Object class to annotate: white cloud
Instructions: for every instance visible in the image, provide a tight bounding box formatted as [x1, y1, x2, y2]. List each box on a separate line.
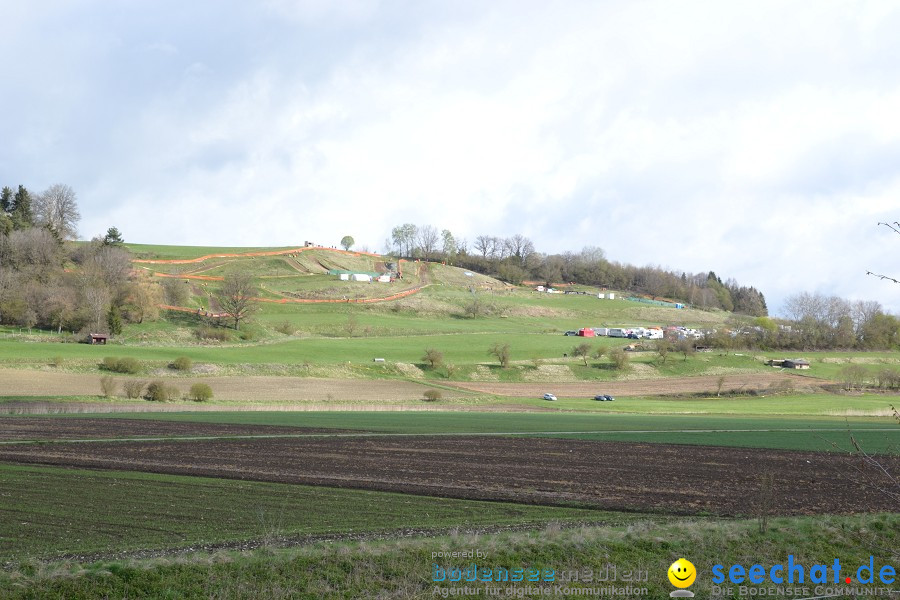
[7, 0, 900, 314]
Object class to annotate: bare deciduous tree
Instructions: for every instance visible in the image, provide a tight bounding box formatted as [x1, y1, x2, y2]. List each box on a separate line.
[675, 338, 695, 361]
[488, 342, 511, 368]
[34, 183, 81, 240]
[474, 235, 493, 259]
[7, 228, 62, 276]
[83, 285, 111, 332]
[572, 343, 592, 366]
[504, 234, 535, 266]
[655, 338, 672, 365]
[417, 225, 440, 259]
[217, 271, 257, 330]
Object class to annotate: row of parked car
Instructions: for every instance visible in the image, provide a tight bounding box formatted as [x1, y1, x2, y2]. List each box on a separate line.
[542, 393, 614, 401]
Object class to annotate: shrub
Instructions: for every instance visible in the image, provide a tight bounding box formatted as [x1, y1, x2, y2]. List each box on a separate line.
[422, 348, 444, 369]
[51, 356, 64, 368]
[609, 348, 630, 370]
[275, 320, 297, 335]
[196, 326, 231, 342]
[123, 380, 145, 399]
[162, 278, 190, 306]
[171, 356, 193, 371]
[189, 383, 213, 402]
[239, 325, 261, 341]
[423, 389, 442, 402]
[840, 364, 869, 391]
[768, 378, 795, 395]
[876, 368, 900, 389]
[100, 357, 141, 374]
[145, 380, 179, 402]
[99, 375, 117, 398]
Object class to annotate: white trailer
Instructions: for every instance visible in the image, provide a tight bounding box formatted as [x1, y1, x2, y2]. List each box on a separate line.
[608, 328, 627, 338]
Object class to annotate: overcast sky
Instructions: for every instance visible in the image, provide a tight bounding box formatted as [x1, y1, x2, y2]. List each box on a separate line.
[3, 1, 900, 315]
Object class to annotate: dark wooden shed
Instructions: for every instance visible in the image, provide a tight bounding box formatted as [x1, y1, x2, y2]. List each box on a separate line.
[88, 333, 109, 345]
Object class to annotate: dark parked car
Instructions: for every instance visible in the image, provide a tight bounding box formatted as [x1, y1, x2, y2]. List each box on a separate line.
[593, 394, 614, 401]
[564, 331, 578, 336]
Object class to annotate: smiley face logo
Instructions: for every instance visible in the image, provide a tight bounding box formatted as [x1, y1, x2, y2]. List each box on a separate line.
[667, 558, 696, 588]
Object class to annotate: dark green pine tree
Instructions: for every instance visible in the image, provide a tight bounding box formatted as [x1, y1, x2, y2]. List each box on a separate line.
[107, 305, 123, 335]
[0, 186, 13, 213]
[103, 226, 125, 246]
[11, 185, 34, 229]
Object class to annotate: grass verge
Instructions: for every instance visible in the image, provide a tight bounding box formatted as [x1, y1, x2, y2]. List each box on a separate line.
[3, 513, 898, 598]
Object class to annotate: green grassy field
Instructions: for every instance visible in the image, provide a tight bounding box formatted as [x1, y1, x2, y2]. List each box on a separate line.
[0, 335, 776, 377]
[73, 410, 900, 454]
[514, 392, 898, 415]
[0, 464, 613, 563]
[126, 244, 299, 259]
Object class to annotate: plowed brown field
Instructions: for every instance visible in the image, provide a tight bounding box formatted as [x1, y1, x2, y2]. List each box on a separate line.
[1, 434, 894, 516]
[0, 417, 357, 441]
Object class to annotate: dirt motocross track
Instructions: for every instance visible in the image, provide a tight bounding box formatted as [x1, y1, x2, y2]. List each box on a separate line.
[1, 432, 895, 516]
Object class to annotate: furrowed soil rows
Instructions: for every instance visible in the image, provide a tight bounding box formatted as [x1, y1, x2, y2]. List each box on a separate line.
[0, 436, 894, 516]
[0, 418, 359, 441]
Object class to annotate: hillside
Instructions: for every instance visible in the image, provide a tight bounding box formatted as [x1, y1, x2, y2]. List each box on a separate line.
[127, 243, 720, 315]
[104, 243, 737, 353]
[131, 245, 506, 305]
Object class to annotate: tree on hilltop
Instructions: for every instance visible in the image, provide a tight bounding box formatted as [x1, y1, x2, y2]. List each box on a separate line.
[340, 235, 355, 251]
[0, 187, 13, 213]
[11, 185, 34, 230]
[34, 183, 81, 240]
[391, 224, 417, 257]
[103, 227, 124, 246]
[416, 225, 440, 259]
